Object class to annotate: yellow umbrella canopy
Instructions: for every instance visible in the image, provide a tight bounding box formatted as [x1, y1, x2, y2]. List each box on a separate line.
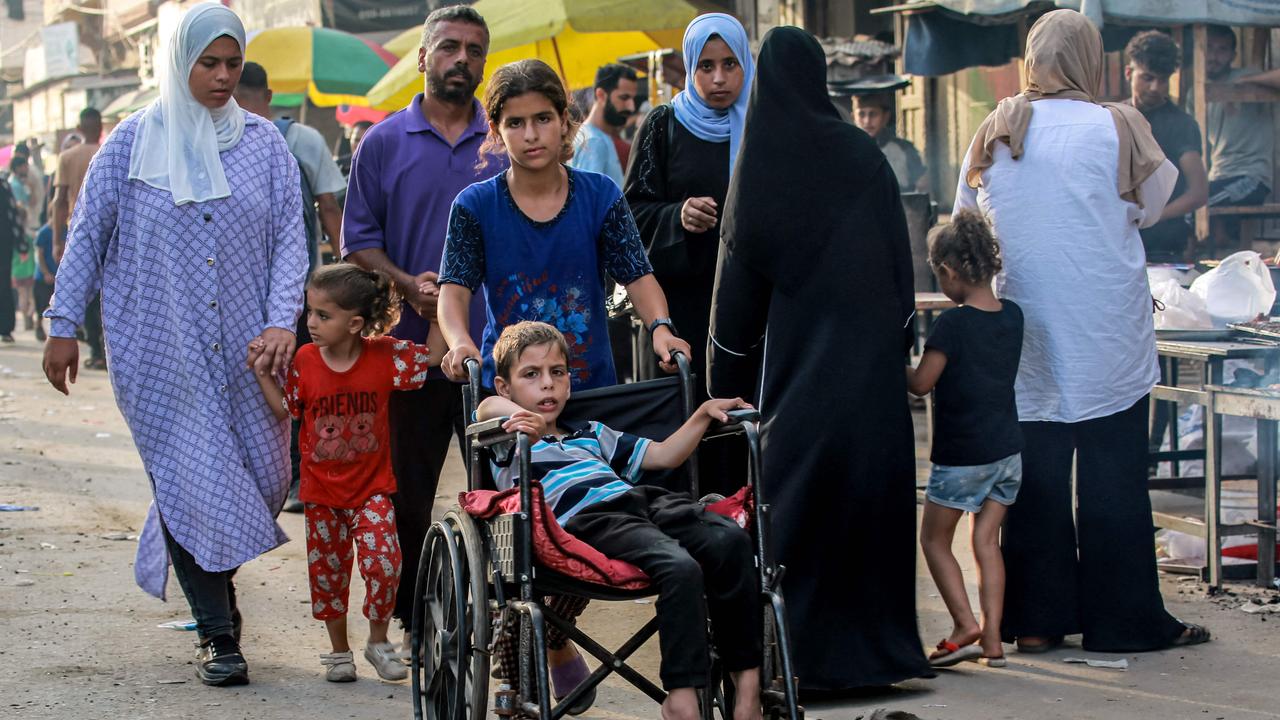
[366, 0, 695, 111]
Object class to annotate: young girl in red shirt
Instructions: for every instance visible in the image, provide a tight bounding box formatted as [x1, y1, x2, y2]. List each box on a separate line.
[251, 264, 441, 683]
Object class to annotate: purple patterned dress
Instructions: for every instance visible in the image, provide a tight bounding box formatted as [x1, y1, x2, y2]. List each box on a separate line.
[46, 111, 307, 598]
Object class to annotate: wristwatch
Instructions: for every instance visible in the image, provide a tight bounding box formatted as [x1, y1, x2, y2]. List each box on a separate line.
[648, 317, 678, 336]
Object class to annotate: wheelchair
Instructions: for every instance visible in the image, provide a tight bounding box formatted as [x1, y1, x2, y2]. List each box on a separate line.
[410, 353, 802, 720]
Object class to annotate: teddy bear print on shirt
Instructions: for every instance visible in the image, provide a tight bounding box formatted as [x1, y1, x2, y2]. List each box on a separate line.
[348, 412, 379, 454]
[312, 414, 349, 462]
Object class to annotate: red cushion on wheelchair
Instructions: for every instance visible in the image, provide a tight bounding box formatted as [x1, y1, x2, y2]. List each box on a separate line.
[706, 485, 754, 530]
[459, 483, 650, 589]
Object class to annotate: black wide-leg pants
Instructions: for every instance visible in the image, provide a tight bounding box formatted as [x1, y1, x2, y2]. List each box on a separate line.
[1001, 395, 1186, 651]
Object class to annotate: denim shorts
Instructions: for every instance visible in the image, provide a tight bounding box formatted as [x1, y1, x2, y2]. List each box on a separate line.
[926, 453, 1022, 514]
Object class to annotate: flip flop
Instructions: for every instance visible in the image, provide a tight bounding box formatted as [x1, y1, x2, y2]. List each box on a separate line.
[929, 639, 983, 668]
[981, 655, 1007, 668]
[1015, 635, 1064, 654]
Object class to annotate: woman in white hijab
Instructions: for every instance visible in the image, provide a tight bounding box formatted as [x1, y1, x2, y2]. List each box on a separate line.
[43, 2, 308, 687]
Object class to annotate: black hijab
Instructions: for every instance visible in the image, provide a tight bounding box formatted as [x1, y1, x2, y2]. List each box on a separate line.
[722, 26, 886, 294]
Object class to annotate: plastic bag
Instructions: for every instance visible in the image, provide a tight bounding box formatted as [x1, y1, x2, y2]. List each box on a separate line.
[1189, 250, 1276, 326]
[1152, 278, 1212, 330]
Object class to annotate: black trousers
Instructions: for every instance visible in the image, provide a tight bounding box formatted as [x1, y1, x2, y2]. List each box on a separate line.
[388, 378, 466, 623]
[34, 277, 53, 315]
[564, 486, 761, 689]
[0, 230, 13, 336]
[161, 520, 239, 642]
[84, 294, 104, 359]
[1001, 395, 1185, 651]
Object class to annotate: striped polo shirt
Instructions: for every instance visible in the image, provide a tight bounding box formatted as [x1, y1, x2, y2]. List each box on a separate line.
[493, 420, 651, 521]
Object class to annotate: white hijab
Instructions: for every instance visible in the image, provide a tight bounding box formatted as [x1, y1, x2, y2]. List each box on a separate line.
[128, 2, 247, 205]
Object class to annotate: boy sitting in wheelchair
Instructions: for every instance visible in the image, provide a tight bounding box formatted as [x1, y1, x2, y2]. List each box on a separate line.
[478, 321, 763, 720]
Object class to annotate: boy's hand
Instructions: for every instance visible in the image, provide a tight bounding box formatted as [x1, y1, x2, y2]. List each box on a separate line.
[442, 342, 481, 382]
[652, 327, 692, 374]
[502, 409, 547, 439]
[700, 397, 753, 423]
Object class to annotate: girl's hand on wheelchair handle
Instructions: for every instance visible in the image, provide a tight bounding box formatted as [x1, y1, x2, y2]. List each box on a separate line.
[503, 410, 547, 439]
[700, 397, 753, 423]
[442, 342, 481, 382]
[652, 327, 692, 374]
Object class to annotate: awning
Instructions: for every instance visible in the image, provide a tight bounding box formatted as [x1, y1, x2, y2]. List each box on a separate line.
[101, 86, 158, 119]
[881, 0, 1280, 26]
[882, 0, 1280, 76]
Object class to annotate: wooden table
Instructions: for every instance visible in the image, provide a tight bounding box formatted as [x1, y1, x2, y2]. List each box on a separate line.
[1153, 339, 1280, 588]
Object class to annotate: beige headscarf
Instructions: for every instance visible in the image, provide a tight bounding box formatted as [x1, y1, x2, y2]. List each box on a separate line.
[965, 9, 1166, 206]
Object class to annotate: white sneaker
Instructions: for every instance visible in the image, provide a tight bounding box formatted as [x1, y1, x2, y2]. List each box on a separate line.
[321, 651, 357, 682]
[365, 641, 409, 681]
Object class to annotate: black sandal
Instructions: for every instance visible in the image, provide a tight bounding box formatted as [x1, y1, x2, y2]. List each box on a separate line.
[84, 356, 107, 371]
[1169, 623, 1211, 647]
[1015, 635, 1064, 654]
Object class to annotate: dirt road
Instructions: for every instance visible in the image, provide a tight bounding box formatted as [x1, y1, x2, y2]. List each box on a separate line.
[3, 336, 1279, 720]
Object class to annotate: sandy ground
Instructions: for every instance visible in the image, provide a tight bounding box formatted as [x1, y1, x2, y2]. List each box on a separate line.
[3, 333, 1280, 720]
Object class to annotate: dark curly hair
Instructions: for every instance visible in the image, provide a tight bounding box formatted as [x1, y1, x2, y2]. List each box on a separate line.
[478, 59, 578, 170]
[1126, 30, 1180, 76]
[928, 210, 1003, 285]
[307, 264, 401, 338]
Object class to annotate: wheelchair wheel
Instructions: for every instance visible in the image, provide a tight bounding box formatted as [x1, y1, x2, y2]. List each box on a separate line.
[443, 510, 491, 719]
[413, 517, 489, 720]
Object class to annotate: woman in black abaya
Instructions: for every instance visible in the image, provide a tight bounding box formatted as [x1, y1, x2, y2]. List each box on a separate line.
[708, 26, 928, 691]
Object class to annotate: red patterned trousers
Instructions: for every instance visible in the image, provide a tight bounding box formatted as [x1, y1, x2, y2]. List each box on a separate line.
[304, 494, 401, 622]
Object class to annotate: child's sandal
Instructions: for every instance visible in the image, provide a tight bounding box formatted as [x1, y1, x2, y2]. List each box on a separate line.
[321, 651, 357, 682]
[928, 639, 982, 668]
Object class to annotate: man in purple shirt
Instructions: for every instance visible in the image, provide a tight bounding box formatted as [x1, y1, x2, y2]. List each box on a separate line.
[341, 4, 498, 636]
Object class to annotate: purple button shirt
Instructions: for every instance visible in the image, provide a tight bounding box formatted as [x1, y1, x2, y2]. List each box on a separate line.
[341, 94, 501, 343]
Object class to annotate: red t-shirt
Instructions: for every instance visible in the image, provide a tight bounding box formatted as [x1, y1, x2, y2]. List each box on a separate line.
[284, 336, 431, 508]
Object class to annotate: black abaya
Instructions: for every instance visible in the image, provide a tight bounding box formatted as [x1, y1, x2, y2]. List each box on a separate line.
[625, 104, 744, 496]
[624, 103, 729, 385]
[708, 27, 928, 691]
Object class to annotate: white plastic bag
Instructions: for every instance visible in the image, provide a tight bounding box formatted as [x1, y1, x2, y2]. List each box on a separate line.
[1152, 278, 1212, 330]
[1189, 251, 1276, 326]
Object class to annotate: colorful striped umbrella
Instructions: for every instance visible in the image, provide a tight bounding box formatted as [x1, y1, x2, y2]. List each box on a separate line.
[246, 27, 397, 108]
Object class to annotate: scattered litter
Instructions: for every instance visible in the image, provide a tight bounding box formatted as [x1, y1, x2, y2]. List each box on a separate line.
[156, 679, 186, 685]
[632, 599, 651, 604]
[157, 619, 198, 631]
[1240, 602, 1280, 614]
[94, 432, 112, 439]
[1064, 657, 1128, 670]
[78, 405, 96, 411]
[99, 532, 138, 541]
[62, 572, 73, 577]
[0, 504, 38, 512]
[13, 579, 34, 587]
[39, 542, 58, 550]
[923, 704, 948, 708]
